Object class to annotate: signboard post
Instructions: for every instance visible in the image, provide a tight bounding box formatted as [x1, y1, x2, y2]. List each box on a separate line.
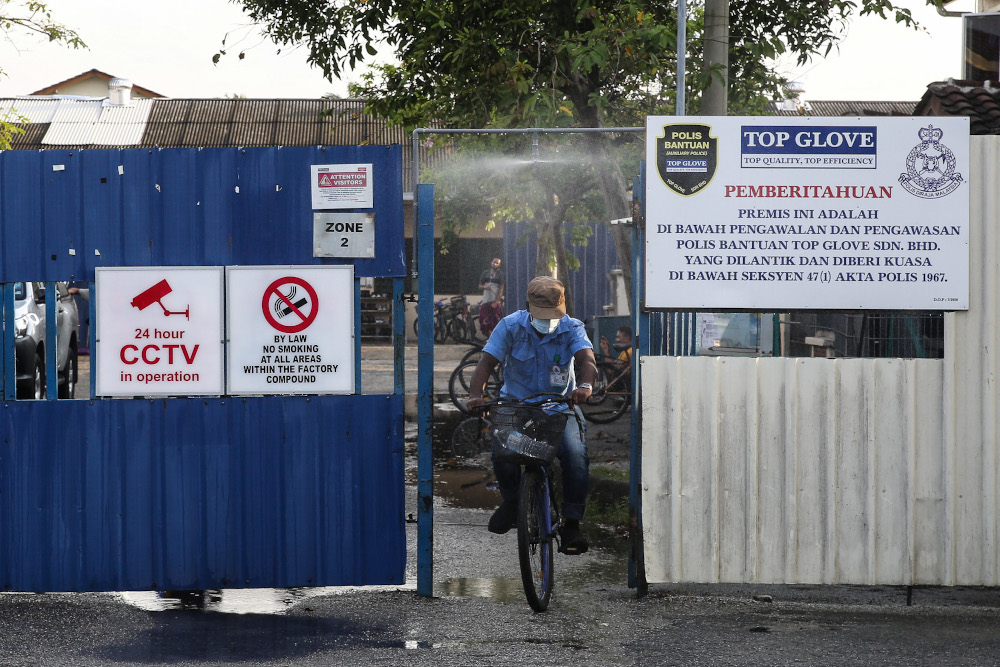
[644, 116, 971, 310]
[226, 265, 355, 395]
[95, 267, 225, 397]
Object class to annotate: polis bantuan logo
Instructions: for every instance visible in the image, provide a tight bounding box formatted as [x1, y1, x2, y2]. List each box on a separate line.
[656, 124, 718, 196]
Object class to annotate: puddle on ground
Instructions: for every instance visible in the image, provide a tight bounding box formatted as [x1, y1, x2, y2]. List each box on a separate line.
[432, 466, 499, 509]
[119, 583, 415, 614]
[434, 576, 524, 603]
[435, 551, 629, 604]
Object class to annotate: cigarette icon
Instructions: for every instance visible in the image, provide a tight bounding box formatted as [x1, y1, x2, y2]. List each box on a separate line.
[274, 286, 308, 318]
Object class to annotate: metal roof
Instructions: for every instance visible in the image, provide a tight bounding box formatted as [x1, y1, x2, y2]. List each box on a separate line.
[0, 97, 152, 146]
[771, 100, 918, 117]
[139, 98, 405, 148]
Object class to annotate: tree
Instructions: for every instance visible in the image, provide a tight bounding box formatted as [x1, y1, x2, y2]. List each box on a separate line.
[429, 133, 616, 315]
[0, 1, 85, 149]
[231, 0, 927, 295]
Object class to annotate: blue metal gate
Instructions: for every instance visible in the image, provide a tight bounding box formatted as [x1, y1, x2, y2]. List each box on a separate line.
[0, 146, 406, 592]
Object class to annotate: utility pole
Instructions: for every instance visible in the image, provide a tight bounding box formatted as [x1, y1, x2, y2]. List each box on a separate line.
[702, 0, 729, 115]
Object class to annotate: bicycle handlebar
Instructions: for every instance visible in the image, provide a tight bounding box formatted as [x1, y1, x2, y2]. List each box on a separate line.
[470, 392, 573, 411]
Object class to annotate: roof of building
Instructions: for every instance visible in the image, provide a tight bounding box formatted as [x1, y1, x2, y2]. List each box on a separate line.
[771, 100, 918, 116]
[913, 79, 1000, 134]
[30, 68, 166, 98]
[0, 96, 430, 190]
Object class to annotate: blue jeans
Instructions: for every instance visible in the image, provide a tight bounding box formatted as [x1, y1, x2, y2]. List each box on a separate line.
[493, 406, 589, 520]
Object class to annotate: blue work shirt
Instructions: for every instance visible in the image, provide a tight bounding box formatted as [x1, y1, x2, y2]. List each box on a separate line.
[482, 310, 593, 399]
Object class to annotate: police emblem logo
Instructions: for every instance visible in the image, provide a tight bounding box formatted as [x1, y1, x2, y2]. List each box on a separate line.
[656, 124, 718, 196]
[899, 125, 964, 199]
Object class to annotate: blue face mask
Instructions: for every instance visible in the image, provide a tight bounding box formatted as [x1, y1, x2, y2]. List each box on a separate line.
[531, 316, 560, 334]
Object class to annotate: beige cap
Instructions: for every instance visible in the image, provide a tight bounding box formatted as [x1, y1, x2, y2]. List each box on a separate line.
[526, 276, 566, 319]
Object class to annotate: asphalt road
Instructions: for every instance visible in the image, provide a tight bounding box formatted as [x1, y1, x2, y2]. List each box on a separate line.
[3, 441, 1000, 666]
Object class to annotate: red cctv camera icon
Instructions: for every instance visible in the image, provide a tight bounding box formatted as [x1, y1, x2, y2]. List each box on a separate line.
[131, 280, 190, 319]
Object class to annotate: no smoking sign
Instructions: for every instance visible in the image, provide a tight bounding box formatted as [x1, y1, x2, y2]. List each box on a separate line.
[227, 265, 354, 395]
[262, 276, 319, 333]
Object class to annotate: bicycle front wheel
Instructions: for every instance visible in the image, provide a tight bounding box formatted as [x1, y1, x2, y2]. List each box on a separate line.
[450, 415, 491, 459]
[518, 469, 555, 612]
[580, 361, 631, 424]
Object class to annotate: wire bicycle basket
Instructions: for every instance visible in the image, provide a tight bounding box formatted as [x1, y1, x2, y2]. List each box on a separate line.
[491, 400, 570, 465]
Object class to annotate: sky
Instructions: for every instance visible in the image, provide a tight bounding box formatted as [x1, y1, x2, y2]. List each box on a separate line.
[778, 0, 971, 102]
[0, 0, 976, 102]
[0, 0, 356, 99]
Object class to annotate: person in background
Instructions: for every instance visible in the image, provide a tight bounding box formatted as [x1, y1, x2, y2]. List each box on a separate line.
[478, 257, 504, 337]
[68, 286, 89, 300]
[599, 325, 633, 370]
[466, 276, 597, 554]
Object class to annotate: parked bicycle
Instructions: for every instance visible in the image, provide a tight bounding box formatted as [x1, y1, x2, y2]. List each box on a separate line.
[579, 358, 632, 424]
[458, 342, 486, 368]
[472, 393, 583, 611]
[449, 360, 503, 414]
[452, 294, 486, 344]
[412, 295, 485, 344]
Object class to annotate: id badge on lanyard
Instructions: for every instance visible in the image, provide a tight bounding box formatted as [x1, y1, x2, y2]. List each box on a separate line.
[549, 354, 568, 388]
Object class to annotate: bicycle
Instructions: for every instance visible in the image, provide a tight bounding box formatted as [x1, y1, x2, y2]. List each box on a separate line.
[453, 294, 484, 344]
[458, 342, 485, 368]
[413, 295, 481, 344]
[412, 299, 450, 343]
[579, 359, 632, 424]
[450, 413, 492, 459]
[449, 360, 503, 414]
[473, 392, 583, 612]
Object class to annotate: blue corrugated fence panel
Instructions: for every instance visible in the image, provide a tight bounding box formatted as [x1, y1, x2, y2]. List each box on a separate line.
[504, 221, 620, 323]
[0, 395, 405, 592]
[80, 150, 125, 276]
[2, 151, 45, 280]
[0, 146, 405, 281]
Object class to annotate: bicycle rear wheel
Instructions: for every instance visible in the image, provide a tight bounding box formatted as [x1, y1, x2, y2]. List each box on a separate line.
[580, 361, 631, 423]
[412, 316, 448, 343]
[468, 312, 485, 343]
[518, 469, 554, 612]
[448, 317, 469, 344]
[459, 345, 484, 368]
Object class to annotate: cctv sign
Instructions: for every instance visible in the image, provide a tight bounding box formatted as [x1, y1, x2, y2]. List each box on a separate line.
[95, 267, 225, 396]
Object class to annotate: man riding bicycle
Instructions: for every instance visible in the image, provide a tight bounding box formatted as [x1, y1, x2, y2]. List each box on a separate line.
[466, 276, 597, 554]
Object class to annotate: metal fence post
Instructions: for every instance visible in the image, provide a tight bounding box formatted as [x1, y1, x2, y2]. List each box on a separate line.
[2, 283, 12, 400]
[45, 282, 57, 400]
[416, 183, 435, 597]
[630, 168, 648, 595]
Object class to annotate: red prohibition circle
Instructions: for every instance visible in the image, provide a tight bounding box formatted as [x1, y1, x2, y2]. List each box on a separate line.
[262, 276, 319, 333]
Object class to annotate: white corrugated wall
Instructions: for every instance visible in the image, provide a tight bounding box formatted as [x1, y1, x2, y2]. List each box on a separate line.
[641, 136, 1000, 586]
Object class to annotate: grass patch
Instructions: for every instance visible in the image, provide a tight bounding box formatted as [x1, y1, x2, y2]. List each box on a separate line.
[591, 465, 629, 483]
[587, 492, 630, 529]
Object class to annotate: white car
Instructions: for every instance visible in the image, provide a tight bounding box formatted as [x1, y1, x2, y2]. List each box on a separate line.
[14, 282, 80, 399]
